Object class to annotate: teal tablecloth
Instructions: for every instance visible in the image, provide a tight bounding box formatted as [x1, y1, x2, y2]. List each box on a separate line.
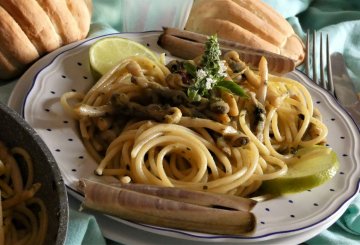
[1, 0, 359, 244]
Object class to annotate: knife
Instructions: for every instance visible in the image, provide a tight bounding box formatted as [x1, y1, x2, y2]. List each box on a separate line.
[330, 52, 360, 127]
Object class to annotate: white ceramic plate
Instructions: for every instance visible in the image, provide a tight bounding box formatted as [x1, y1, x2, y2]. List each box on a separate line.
[17, 32, 360, 243]
[8, 33, 347, 245]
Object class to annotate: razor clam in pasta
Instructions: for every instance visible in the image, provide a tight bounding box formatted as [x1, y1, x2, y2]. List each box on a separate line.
[61, 37, 327, 197]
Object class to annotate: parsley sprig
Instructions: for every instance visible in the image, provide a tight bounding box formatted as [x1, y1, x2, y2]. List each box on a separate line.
[186, 35, 248, 101]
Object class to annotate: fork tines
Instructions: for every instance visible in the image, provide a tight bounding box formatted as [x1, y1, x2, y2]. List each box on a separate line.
[305, 30, 334, 95]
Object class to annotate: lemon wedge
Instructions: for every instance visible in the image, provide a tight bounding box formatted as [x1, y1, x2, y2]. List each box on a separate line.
[89, 37, 159, 78]
[260, 146, 339, 195]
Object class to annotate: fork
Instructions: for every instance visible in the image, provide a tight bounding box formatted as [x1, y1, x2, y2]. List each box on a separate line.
[305, 30, 335, 95]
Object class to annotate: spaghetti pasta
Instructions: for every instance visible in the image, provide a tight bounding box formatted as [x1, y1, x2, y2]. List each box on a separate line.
[61, 43, 327, 197]
[0, 141, 48, 245]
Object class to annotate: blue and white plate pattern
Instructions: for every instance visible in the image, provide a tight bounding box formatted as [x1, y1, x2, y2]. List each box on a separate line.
[18, 32, 360, 243]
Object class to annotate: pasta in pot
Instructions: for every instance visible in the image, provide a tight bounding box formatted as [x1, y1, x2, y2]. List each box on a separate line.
[61, 48, 327, 197]
[0, 141, 48, 245]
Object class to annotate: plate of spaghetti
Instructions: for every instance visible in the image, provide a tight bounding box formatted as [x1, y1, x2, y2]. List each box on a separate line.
[21, 31, 360, 243]
[0, 101, 68, 245]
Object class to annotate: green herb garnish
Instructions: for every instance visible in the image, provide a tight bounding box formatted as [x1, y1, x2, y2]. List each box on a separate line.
[186, 35, 248, 101]
[183, 62, 197, 77]
[215, 80, 248, 97]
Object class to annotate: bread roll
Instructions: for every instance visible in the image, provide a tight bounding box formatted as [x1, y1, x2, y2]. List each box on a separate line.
[0, 0, 92, 80]
[185, 0, 305, 66]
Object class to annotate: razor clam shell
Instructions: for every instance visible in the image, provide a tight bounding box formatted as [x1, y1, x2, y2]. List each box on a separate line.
[158, 27, 296, 75]
[79, 179, 256, 235]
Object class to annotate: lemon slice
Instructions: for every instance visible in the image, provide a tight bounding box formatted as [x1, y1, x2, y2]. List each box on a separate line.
[89, 37, 159, 78]
[260, 146, 339, 195]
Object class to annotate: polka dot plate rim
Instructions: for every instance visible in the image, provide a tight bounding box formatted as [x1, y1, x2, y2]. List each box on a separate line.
[15, 31, 360, 243]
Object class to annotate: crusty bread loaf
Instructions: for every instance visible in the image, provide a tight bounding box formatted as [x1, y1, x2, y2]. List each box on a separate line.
[0, 0, 92, 80]
[185, 0, 305, 66]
